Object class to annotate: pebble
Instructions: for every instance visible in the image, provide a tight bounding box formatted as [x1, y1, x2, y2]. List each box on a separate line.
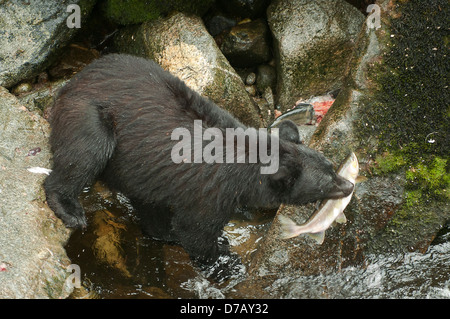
[246, 72, 256, 85]
[12, 82, 32, 95]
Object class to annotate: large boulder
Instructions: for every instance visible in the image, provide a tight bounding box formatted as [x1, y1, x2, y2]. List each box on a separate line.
[268, 0, 365, 111]
[238, 0, 449, 298]
[0, 87, 72, 298]
[114, 12, 262, 127]
[0, 0, 96, 88]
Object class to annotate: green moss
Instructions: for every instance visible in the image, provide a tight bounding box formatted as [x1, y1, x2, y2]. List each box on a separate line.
[103, 0, 214, 25]
[374, 150, 448, 203]
[404, 189, 421, 208]
[406, 156, 449, 200]
[104, 0, 161, 25]
[374, 151, 407, 174]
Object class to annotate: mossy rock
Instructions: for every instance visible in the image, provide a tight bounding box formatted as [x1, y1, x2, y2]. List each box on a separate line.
[353, 0, 450, 253]
[267, 0, 365, 110]
[243, 0, 449, 289]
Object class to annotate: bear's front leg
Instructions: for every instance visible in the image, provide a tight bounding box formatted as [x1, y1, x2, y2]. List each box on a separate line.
[172, 216, 226, 265]
[44, 171, 87, 228]
[172, 211, 243, 281]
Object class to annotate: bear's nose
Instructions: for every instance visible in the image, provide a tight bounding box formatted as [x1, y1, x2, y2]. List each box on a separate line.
[339, 178, 354, 197]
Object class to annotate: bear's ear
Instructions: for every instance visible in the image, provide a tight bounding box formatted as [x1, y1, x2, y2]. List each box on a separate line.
[268, 165, 297, 191]
[277, 120, 301, 144]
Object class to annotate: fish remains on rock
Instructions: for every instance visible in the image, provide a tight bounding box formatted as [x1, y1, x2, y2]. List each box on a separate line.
[278, 152, 360, 244]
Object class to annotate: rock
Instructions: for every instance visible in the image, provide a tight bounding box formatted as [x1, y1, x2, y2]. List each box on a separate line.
[48, 44, 100, 79]
[0, 0, 96, 88]
[267, 0, 364, 110]
[245, 72, 256, 85]
[0, 87, 72, 298]
[114, 12, 261, 127]
[12, 82, 33, 95]
[17, 79, 69, 117]
[205, 13, 237, 37]
[256, 64, 276, 93]
[296, 125, 317, 145]
[220, 19, 272, 68]
[218, 0, 271, 19]
[245, 85, 257, 97]
[102, 0, 214, 25]
[262, 87, 274, 109]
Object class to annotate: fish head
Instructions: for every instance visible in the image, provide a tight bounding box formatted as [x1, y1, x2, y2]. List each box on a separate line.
[338, 152, 359, 183]
[325, 152, 359, 199]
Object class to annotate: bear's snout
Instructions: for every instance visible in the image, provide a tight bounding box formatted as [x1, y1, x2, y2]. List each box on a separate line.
[339, 177, 354, 197]
[328, 175, 354, 199]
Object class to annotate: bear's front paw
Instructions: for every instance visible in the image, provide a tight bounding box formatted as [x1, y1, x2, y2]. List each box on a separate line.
[46, 191, 88, 229]
[57, 211, 87, 229]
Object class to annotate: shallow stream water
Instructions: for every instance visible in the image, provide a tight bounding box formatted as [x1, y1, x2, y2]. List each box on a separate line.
[65, 185, 449, 299]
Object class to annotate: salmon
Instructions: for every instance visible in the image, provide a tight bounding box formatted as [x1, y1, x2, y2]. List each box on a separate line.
[278, 152, 359, 244]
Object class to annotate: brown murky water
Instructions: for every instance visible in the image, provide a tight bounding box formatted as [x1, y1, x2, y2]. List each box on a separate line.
[65, 183, 274, 299]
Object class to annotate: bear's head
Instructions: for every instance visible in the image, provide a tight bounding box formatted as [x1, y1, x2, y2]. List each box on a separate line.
[270, 120, 354, 205]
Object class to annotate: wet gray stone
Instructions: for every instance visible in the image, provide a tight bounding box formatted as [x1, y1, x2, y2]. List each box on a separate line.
[0, 87, 72, 298]
[0, 0, 96, 88]
[268, 0, 364, 110]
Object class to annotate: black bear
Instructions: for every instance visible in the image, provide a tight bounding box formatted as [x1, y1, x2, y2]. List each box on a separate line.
[44, 54, 353, 267]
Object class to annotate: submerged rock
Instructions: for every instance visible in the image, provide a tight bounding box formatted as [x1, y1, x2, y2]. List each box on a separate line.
[267, 0, 364, 110]
[0, 0, 96, 88]
[0, 87, 72, 298]
[91, 209, 131, 278]
[114, 12, 262, 127]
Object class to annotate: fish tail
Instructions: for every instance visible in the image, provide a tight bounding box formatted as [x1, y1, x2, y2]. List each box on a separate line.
[278, 215, 300, 239]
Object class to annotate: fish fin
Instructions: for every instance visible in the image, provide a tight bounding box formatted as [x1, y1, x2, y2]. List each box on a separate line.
[278, 215, 299, 239]
[308, 231, 325, 244]
[356, 175, 368, 183]
[335, 212, 347, 224]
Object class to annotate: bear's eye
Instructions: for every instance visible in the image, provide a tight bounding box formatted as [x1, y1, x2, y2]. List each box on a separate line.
[324, 161, 333, 172]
